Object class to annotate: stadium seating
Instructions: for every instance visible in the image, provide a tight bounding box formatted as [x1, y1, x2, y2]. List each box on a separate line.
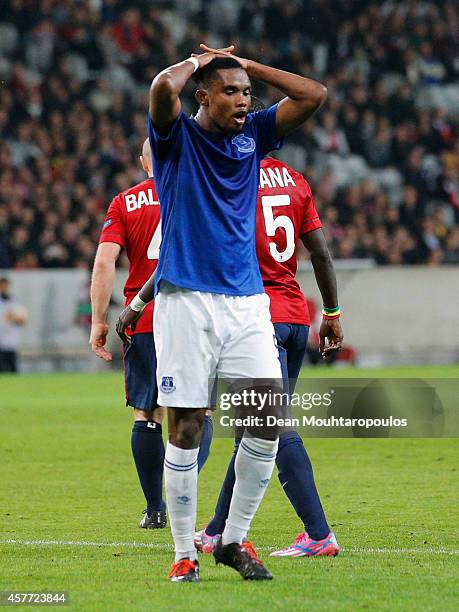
[0, 0, 457, 269]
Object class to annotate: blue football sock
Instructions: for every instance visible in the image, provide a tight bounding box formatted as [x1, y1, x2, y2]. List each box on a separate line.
[276, 432, 330, 540]
[206, 440, 239, 536]
[131, 420, 166, 514]
[197, 415, 213, 473]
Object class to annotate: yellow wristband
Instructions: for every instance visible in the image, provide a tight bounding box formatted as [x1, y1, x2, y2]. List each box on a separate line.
[322, 308, 341, 318]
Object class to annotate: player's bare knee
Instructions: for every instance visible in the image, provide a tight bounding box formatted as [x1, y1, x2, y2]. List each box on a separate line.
[133, 406, 165, 423]
[133, 408, 151, 421]
[168, 407, 205, 449]
[239, 380, 283, 441]
[173, 418, 202, 448]
[246, 427, 279, 442]
[152, 406, 166, 424]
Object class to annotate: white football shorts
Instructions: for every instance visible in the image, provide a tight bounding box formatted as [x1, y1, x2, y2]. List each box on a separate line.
[154, 282, 282, 407]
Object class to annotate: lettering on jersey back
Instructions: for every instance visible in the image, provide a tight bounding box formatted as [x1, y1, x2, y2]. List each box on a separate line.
[259, 166, 296, 189]
[125, 189, 159, 212]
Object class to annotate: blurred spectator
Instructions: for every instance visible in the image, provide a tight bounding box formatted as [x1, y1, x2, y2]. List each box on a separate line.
[443, 228, 459, 264]
[314, 112, 349, 156]
[0, 0, 457, 269]
[0, 277, 27, 373]
[112, 8, 143, 57]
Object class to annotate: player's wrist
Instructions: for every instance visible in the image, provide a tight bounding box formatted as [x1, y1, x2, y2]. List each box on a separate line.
[91, 318, 107, 326]
[130, 294, 147, 313]
[185, 57, 200, 73]
[243, 58, 252, 72]
[322, 305, 341, 320]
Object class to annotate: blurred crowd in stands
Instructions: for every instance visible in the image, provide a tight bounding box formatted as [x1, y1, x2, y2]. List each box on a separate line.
[0, 0, 458, 269]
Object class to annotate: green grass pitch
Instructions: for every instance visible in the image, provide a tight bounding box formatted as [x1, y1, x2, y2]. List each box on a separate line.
[1, 366, 458, 611]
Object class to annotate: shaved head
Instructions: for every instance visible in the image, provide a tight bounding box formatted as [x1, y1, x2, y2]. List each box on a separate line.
[140, 138, 153, 176]
[142, 138, 152, 165]
[193, 57, 244, 88]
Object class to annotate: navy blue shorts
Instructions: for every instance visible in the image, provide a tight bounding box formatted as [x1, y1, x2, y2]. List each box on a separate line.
[123, 333, 158, 411]
[274, 323, 309, 396]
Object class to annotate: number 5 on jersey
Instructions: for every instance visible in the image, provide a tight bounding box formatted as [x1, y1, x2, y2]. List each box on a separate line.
[261, 195, 295, 262]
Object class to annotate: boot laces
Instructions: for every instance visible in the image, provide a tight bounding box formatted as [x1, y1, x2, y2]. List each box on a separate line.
[241, 541, 262, 565]
[168, 558, 196, 578]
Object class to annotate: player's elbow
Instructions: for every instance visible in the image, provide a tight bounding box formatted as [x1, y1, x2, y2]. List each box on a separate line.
[309, 83, 328, 110]
[93, 252, 117, 271]
[311, 246, 332, 264]
[151, 71, 176, 100]
[150, 72, 177, 116]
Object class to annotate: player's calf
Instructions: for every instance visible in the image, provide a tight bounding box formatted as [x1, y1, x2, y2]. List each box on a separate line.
[221, 435, 278, 545]
[164, 407, 206, 580]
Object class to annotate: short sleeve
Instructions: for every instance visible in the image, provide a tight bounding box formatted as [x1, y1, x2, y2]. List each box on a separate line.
[247, 104, 283, 158]
[147, 112, 184, 161]
[300, 180, 322, 235]
[99, 196, 126, 248]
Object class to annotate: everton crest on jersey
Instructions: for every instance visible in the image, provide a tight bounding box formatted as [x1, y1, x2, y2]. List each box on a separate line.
[231, 133, 256, 153]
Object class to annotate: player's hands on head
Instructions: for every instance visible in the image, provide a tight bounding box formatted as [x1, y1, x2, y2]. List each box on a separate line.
[198, 44, 235, 55]
[190, 45, 234, 70]
[319, 318, 343, 359]
[191, 43, 248, 70]
[115, 306, 142, 345]
[190, 51, 218, 70]
[89, 322, 112, 361]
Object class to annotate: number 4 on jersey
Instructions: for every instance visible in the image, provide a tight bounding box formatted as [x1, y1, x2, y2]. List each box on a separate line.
[147, 220, 162, 260]
[261, 195, 295, 262]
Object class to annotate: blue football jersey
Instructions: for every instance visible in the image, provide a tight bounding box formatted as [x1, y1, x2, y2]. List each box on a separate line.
[147, 104, 282, 296]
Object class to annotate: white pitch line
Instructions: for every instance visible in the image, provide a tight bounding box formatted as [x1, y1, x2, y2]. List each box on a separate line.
[0, 539, 172, 550]
[343, 547, 459, 556]
[1, 540, 458, 556]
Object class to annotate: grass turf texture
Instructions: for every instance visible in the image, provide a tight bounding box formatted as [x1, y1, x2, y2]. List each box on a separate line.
[0, 366, 458, 611]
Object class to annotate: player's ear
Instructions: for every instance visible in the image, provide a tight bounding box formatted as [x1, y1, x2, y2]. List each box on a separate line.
[195, 89, 209, 107]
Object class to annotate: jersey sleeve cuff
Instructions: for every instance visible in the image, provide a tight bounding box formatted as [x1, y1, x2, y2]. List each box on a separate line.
[99, 234, 125, 248]
[301, 219, 323, 234]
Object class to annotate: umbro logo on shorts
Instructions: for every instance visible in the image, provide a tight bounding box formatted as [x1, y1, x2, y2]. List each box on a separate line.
[259, 478, 270, 488]
[177, 495, 191, 505]
[161, 376, 176, 393]
[231, 134, 256, 153]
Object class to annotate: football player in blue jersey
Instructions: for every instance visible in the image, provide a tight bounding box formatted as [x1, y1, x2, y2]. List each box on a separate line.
[129, 43, 327, 582]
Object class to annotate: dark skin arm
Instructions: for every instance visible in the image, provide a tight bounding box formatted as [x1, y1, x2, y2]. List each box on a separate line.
[301, 228, 343, 358]
[150, 45, 235, 134]
[115, 270, 156, 343]
[199, 44, 327, 137]
[247, 62, 327, 137]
